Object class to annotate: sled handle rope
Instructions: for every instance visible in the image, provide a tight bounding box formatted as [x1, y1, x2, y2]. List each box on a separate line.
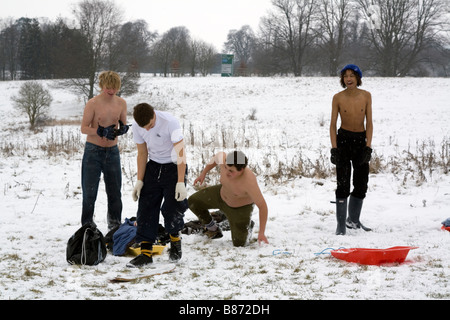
[314, 247, 346, 256]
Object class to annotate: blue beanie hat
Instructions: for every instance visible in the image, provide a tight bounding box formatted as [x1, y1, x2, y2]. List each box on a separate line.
[341, 64, 362, 78]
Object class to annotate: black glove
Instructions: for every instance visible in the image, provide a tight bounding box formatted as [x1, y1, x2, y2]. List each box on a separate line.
[360, 146, 372, 165]
[330, 148, 340, 165]
[115, 120, 130, 136]
[97, 124, 117, 141]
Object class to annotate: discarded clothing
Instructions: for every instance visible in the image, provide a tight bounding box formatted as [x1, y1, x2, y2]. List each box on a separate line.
[113, 218, 137, 256]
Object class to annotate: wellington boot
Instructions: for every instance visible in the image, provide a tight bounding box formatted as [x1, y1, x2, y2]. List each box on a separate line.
[335, 198, 347, 235]
[346, 195, 372, 231]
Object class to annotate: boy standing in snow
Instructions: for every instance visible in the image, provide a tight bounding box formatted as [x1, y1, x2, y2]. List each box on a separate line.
[189, 151, 269, 246]
[80, 71, 129, 230]
[128, 103, 188, 267]
[330, 64, 373, 235]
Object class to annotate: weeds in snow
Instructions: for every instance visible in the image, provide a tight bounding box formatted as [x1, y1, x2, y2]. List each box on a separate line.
[1, 121, 449, 188]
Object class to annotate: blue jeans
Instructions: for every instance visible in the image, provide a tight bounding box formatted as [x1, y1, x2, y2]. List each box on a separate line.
[81, 142, 122, 230]
[136, 160, 188, 243]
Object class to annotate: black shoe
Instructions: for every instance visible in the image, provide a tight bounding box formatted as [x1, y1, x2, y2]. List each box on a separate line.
[169, 240, 182, 262]
[127, 254, 153, 268]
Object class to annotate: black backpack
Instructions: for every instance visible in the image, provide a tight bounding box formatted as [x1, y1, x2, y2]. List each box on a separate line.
[66, 222, 107, 266]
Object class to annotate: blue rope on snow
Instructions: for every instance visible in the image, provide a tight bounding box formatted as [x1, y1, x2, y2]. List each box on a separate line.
[314, 247, 346, 256]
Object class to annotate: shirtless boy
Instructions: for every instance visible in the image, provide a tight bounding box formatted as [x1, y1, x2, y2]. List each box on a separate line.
[330, 64, 373, 235]
[188, 151, 269, 246]
[80, 71, 129, 230]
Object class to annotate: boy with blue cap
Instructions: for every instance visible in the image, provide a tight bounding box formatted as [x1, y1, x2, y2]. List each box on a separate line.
[329, 64, 373, 235]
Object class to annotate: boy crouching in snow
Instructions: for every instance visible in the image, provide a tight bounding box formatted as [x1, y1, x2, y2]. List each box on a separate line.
[189, 151, 269, 246]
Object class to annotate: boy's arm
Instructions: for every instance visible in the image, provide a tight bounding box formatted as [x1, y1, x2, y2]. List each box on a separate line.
[365, 92, 373, 148]
[136, 143, 148, 182]
[132, 142, 148, 201]
[330, 94, 339, 148]
[174, 139, 186, 183]
[174, 139, 187, 201]
[247, 175, 269, 244]
[81, 101, 97, 136]
[194, 152, 226, 185]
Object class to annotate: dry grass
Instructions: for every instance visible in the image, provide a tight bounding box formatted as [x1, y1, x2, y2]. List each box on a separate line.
[1, 119, 449, 188]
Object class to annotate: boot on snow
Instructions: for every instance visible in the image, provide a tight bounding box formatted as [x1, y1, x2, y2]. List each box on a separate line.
[127, 241, 153, 267]
[335, 198, 347, 235]
[169, 235, 182, 262]
[346, 195, 372, 231]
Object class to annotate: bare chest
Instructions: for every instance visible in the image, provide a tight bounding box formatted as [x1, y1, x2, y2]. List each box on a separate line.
[339, 95, 367, 115]
[94, 100, 123, 127]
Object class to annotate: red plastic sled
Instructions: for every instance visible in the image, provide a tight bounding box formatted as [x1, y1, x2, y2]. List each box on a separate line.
[331, 246, 418, 266]
[442, 226, 450, 232]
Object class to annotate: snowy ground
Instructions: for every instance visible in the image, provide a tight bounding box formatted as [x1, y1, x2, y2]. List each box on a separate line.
[0, 75, 449, 301]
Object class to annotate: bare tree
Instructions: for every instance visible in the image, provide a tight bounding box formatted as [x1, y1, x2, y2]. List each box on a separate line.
[187, 39, 217, 77]
[254, 15, 290, 75]
[72, 0, 123, 100]
[188, 39, 202, 77]
[12, 81, 53, 128]
[316, 0, 352, 76]
[263, 0, 318, 76]
[104, 19, 156, 96]
[358, 0, 447, 76]
[196, 41, 217, 76]
[151, 26, 191, 77]
[150, 37, 171, 77]
[224, 25, 256, 69]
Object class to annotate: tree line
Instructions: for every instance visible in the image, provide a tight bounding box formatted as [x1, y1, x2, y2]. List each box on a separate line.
[228, 0, 450, 77]
[1, 0, 449, 98]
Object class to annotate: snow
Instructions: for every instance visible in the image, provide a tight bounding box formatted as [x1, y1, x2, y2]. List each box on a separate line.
[0, 75, 449, 300]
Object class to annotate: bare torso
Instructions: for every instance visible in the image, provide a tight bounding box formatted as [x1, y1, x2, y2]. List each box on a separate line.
[82, 93, 126, 147]
[219, 166, 254, 208]
[336, 89, 370, 132]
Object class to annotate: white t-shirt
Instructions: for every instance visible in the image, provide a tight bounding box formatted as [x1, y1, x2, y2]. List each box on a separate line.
[132, 110, 184, 164]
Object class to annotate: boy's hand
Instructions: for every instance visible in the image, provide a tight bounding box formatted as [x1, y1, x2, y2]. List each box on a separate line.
[132, 180, 144, 201]
[360, 146, 372, 165]
[330, 148, 340, 165]
[175, 182, 187, 201]
[258, 233, 269, 245]
[115, 120, 130, 136]
[97, 124, 117, 140]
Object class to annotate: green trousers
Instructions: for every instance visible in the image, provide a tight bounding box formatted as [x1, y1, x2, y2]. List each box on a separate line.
[188, 185, 254, 247]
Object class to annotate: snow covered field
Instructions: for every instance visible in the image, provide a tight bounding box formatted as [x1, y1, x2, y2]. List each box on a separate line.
[0, 75, 449, 301]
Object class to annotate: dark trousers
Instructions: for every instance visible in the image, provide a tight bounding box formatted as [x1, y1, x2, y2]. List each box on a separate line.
[335, 128, 369, 200]
[136, 160, 188, 244]
[81, 142, 122, 230]
[188, 185, 254, 247]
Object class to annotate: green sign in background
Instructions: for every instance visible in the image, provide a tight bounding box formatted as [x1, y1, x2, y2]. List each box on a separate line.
[221, 54, 234, 77]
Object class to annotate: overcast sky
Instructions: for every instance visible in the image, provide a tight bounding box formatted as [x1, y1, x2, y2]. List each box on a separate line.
[1, 0, 273, 51]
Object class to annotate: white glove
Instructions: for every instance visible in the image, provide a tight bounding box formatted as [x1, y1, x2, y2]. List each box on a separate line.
[175, 182, 187, 201]
[132, 180, 144, 202]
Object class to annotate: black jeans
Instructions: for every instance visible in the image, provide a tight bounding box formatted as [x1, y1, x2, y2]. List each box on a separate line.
[136, 160, 188, 244]
[335, 128, 369, 199]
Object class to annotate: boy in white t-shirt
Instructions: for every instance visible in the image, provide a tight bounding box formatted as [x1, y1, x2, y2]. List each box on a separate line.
[128, 103, 188, 267]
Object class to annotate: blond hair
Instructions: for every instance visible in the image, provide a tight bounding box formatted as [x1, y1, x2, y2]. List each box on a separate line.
[98, 71, 121, 90]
